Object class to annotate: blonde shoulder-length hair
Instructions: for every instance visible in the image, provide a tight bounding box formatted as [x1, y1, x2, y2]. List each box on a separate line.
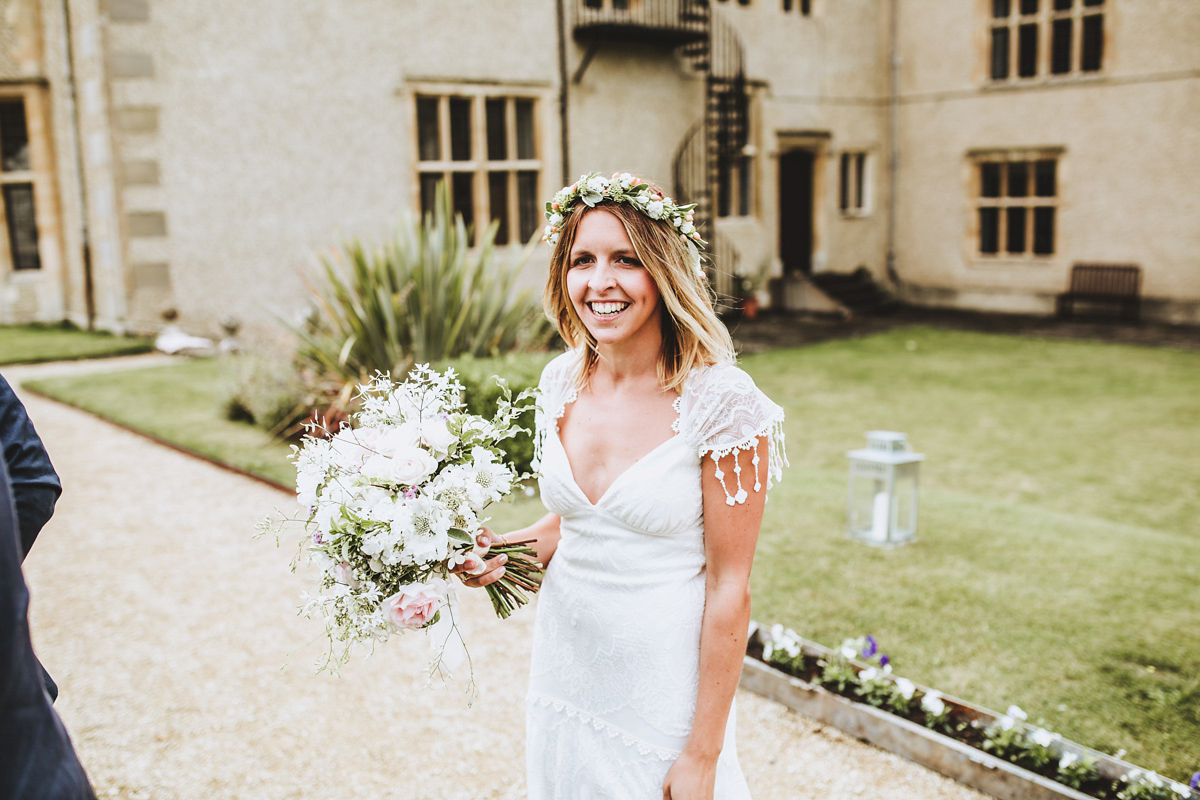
[543, 197, 735, 393]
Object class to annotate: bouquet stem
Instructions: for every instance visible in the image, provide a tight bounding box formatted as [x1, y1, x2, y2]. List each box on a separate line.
[483, 539, 544, 619]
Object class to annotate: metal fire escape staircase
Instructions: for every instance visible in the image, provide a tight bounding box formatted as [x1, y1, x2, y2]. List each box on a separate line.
[572, 1, 751, 302]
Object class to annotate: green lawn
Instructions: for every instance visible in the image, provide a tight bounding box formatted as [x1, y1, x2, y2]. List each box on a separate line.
[24, 358, 295, 488]
[0, 323, 153, 365]
[25, 328, 1200, 780]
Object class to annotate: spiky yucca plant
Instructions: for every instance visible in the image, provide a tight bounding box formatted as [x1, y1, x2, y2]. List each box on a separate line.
[296, 180, 554, 389]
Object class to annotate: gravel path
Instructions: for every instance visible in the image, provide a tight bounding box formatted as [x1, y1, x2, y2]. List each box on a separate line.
[10, 360, 987, 800]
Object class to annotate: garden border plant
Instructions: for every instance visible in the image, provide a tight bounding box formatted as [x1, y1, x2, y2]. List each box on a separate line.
[746, 624, 1200, 800]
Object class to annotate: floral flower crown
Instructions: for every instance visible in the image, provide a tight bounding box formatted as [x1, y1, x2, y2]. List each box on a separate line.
[542, 172, 707, 279]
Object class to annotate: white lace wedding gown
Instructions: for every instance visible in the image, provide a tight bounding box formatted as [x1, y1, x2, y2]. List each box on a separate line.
[526, 350, 786, 799]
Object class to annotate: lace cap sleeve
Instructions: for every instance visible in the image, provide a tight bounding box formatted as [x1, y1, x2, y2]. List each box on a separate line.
[532, 350, 580, 471]
[678, 362, 787, 505]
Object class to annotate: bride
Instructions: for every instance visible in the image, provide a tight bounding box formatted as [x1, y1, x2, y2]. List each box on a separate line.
[459, 173, 785, 799]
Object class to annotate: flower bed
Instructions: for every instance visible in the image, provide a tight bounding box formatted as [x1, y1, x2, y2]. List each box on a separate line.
[742, 624, 1199, 800]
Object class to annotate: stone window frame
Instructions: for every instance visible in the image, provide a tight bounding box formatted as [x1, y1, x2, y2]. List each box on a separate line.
[986, 0, 1106, 85]
[0, 84, 54, 275]
[968, 147, 1063, 261]
[411, 84, 547, 247]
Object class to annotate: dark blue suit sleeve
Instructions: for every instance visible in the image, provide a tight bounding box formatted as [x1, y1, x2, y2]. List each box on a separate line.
[0, 457, 96, 799]
[0, 374, 62, 558]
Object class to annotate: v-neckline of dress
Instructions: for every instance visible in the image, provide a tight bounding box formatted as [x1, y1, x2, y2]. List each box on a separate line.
[550, 421, 683, 509]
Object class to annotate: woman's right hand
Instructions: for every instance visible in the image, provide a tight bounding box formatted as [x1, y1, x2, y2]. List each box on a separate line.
[451, 528, 509, 589]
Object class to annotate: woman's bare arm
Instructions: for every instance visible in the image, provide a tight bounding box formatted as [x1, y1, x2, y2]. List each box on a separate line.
[663, 438, 767, 800]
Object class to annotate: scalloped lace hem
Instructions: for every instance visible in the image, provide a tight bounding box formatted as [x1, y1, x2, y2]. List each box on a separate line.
[528, 692, 681, 762]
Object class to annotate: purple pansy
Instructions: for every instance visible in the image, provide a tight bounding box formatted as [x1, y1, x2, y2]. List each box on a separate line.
[862, 635, 878, 659]
[1190, 772, 1199, 790]
[880, 654, 890, 668]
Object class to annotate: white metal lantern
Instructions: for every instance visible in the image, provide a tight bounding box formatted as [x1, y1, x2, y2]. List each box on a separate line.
[846, 431, 924, 547]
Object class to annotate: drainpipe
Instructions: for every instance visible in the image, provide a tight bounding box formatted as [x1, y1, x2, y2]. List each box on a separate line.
[60, 0, 94, 328]
[556, 0, 570, 185]
[886, 0, 899, 287]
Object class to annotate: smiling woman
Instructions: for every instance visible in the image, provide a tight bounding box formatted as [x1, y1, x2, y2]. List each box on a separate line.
[455, 171, 787, 799]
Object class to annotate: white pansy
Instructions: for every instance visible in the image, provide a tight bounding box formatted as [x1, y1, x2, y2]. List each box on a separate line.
[894, 677, 916, 700]
[859, 667, 878, 683]
[1006, 704, 1028, 721]
[921, 691, 946, 716]
[1059, 752, 1079, 769]
[999, 716, 1015, 731]
[1029, 728, 1058, 748]
[840, 645, 857, 659]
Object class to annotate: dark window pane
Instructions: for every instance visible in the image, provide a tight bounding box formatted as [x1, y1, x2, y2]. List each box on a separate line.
[800, 0, 811, 13]
[854, 152, 865, 210]
[839, 153, 849, 210]
[783, 0, 794, 9]
[1007, 161, 1029, 197]
[517, 170, 539, 242]
[738, 155, 752, 217]
[449, 97, 471, 161]
[981, 162, 1002, 197]
[716, 156, 732, 217]
[613, 0, 629, 8]
[991, 27, 1010, 80]
[1020, 0, 1038, 13]
[1035, 159, 1057, 196]
[980, 208, 1000, 254]
[417, 97, 440, 162]
[1053, 0, 1072, 9]
[488, 172, 510, 245]
[0, 100, 30, 172]
[1083, 0, 1103, 6]
[3, 183, 39, 270]
[451, 171, 474, 240]
[515, 99, 536, 160]
[419, 173, 440, 220]
[1051, 18, 1072, 73]
[1033, 206, 1055, 254]
[584, 0, 601, 9]
[992, 0, 1010, 18]
[1018, 23, 1038, 77]
[1006, 206, 1027, 253]
[1081, 13, 1103, 71]
[486, 98, 507, 162]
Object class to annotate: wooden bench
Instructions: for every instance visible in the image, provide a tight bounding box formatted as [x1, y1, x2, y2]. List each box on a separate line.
[1056, 264, 1142, 322]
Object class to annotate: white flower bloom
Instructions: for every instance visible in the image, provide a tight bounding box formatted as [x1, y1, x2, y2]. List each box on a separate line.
[645, 200, 665, 219]
[921, 691, 946, 716]
[617, 172, 633, 188]
[419, 417, 456, 457]
[859, 667, 878, 683]
[586, 175, 607, 194]
[840, 645, 857, 659]
[999, 716, 1015, 731]
[681, 221, 695, 235]
[1006, 704, 1028, 721]
[1029, 728, 1058, 748]
[895, 677, 916, 700]
[1059, 752, 1079, 769]
[547, 212, 563, 227]
[636, 194, 650, 205]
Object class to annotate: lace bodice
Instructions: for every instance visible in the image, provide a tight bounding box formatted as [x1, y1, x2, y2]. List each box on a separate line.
[525, 350, 785, 799]
[533, 350, 786, 507]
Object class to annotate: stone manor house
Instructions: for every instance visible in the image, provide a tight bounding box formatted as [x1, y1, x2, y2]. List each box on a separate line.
[0, 0, 1196, 336]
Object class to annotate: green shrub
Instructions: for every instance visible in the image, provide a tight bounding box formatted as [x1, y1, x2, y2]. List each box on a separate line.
[435, 351, 558, 476]
[219, 353, 311, 434]
[295, 180, 556, 386]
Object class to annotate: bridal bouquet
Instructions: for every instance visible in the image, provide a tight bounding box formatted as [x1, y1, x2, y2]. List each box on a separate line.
[261, 366, 542, 677]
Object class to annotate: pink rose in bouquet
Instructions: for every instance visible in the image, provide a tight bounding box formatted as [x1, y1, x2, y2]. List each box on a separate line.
[381, 580, 449, 630]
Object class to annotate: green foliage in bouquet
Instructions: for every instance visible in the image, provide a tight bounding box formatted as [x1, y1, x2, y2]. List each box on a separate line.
[295, 180, 556, 387]
[436, 351, 556, 476]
